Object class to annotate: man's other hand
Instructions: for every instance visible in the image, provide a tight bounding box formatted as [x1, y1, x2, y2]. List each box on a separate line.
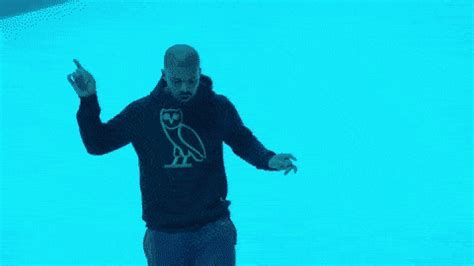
[268, 153, 298, 175]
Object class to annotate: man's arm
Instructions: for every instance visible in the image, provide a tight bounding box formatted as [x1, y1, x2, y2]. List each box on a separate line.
[76, 93, 138, 155]
[222, 97, 278, 171]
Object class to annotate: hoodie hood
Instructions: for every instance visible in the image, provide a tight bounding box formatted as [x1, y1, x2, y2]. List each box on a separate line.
[150, 74, 215, 108]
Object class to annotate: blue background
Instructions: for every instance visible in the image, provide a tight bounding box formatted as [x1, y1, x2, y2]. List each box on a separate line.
[1, 0, 472, 265]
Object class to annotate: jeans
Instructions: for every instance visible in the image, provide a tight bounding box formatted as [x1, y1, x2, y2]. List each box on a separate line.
[143, 215, 237, 266]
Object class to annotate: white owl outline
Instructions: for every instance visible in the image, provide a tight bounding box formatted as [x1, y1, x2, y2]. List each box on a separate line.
[160, 108, 207, 168]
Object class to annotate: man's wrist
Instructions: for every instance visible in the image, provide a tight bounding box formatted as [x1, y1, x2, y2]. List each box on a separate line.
[266, 151, 277, 170]
[79, 92, 97, 99]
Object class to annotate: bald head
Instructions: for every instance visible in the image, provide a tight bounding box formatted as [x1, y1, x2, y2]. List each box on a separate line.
[161, 44, 202, 103]
[164, 44, 200, 70]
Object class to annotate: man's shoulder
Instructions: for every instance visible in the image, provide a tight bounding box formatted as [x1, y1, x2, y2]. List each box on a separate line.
[129, 94, 154, 109]
[121, 95, 153, 117]
[212, 93, 232, 107]
[131, 95, 150, 106]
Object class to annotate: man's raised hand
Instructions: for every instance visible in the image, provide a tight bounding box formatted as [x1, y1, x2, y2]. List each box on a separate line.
[67, 59, 97, 97]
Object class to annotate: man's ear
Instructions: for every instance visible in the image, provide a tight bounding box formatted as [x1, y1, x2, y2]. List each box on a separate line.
[161, 69, 165, 79]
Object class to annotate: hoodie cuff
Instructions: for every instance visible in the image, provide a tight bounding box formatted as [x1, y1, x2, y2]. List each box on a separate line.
[78, 93, 100, 117]
[262, 150, 278, 171]
[79, 93, 98, 102]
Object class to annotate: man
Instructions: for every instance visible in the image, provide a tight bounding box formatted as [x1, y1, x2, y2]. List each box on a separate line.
[67, 44, 298, 265]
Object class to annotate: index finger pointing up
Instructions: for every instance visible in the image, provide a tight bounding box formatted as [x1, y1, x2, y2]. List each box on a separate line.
[73, 59, 83, 69]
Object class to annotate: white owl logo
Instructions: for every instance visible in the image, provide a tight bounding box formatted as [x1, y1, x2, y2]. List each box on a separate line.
[160, 108, 207, 168]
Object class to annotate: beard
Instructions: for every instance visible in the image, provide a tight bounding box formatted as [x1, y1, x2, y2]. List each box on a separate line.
[178, 93, 193, 102]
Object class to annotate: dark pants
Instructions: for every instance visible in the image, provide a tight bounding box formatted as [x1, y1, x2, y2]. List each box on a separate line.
[143, 216, 237, 266]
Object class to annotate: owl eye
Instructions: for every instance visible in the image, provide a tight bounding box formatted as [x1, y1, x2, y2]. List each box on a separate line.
[173, 113, 180, 120]
[163, 113, 170, 119]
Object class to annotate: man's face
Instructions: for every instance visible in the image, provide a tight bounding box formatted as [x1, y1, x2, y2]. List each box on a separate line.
[162, 66, 201, 103]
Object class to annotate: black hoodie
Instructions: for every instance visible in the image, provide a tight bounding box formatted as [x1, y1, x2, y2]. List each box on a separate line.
[76, 74, 277, 232]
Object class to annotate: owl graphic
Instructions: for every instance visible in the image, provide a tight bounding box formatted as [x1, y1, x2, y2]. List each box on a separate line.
[160, 108, 207, 168]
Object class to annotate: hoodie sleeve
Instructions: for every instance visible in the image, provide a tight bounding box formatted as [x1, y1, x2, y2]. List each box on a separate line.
[76, 93, 139, 155]
[222, 97, 278, 171]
